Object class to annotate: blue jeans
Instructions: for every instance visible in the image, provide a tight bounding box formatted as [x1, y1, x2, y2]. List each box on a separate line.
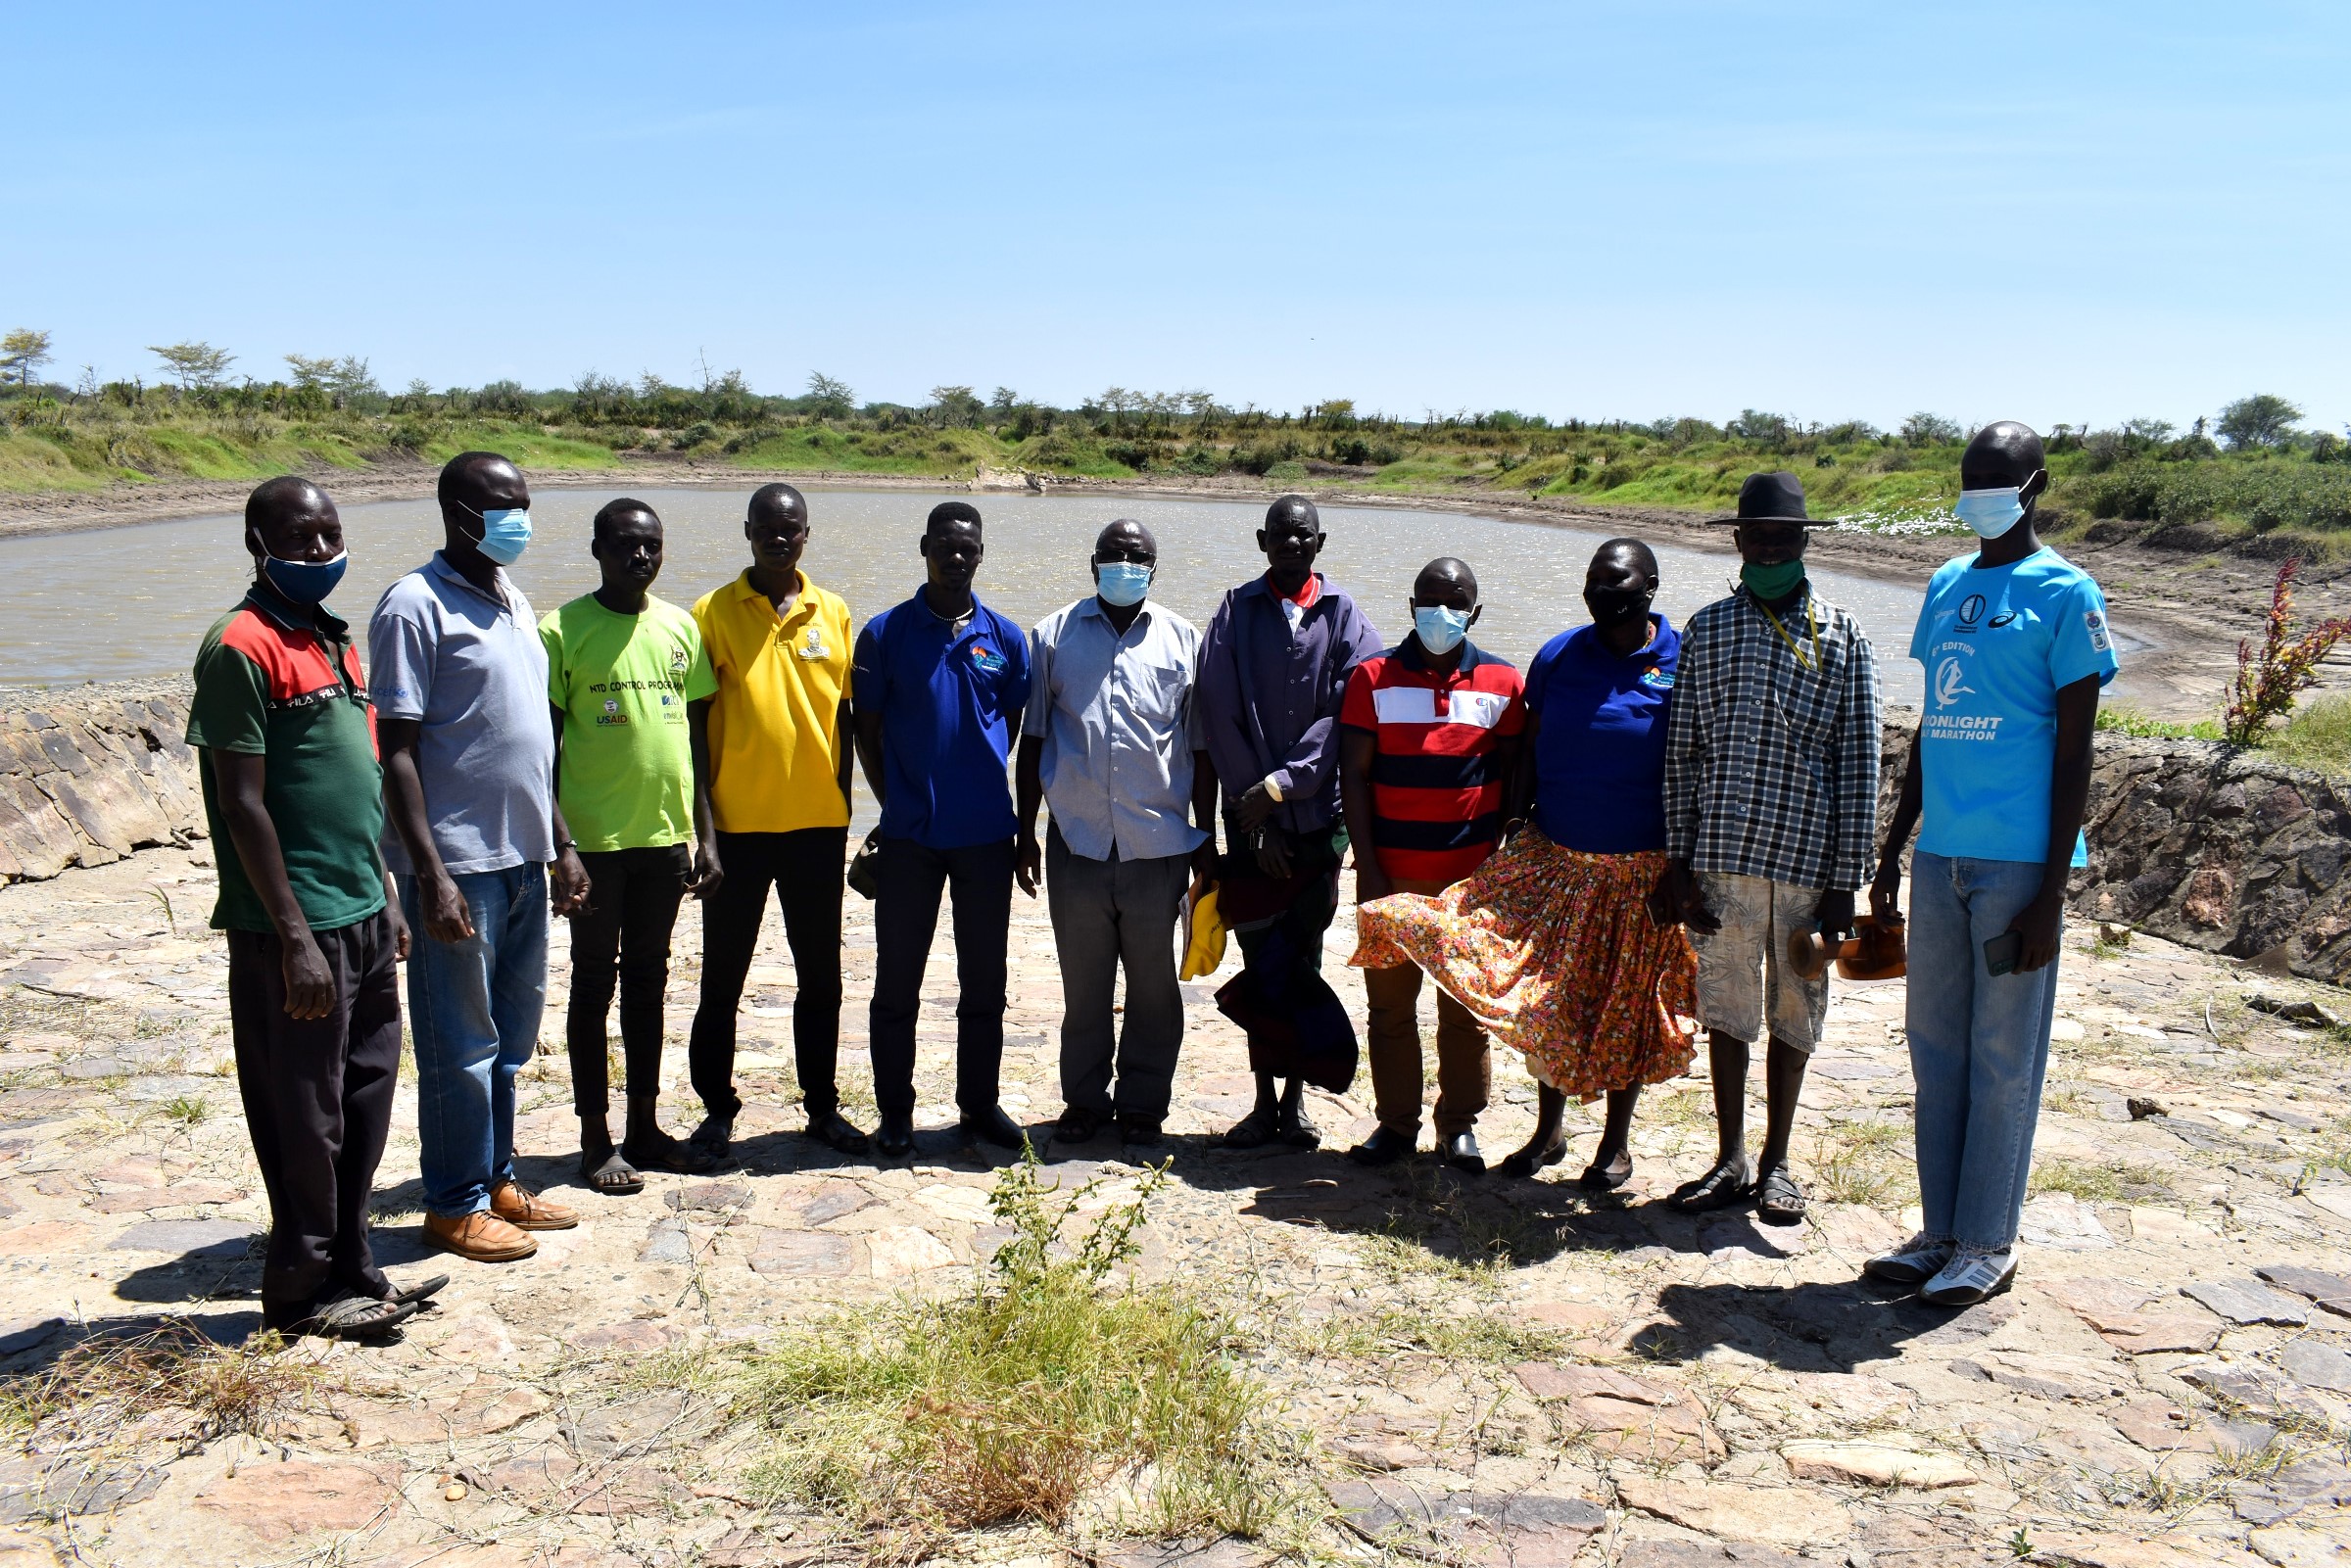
[401, 865, 549, 1218]
[1905, 851, 2062, 1250]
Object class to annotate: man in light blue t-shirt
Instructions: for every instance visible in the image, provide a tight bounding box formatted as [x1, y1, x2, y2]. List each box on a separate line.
[1863, 421, 2117, 1308]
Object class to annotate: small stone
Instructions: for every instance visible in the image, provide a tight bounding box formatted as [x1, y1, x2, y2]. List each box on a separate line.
[2256, 1263, 2351, 1315]
[749, 1230, 854, 1277]
[2279, 1340, 2351, 1394]
[2183, 1278, 2311, 1326]
[2127, 1097, 2170, 1119]
[1780, 1440, 1977, 1489]
[1613, 1476, 1848, 1550]
[664, 1182, 751, 1212]
[443, 1482, 467, 1502]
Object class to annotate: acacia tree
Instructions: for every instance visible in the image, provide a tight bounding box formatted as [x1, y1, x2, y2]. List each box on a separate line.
[2216, 395, 2303, 451]
[0, 328, 54, 389]
[804, 371, 853, 419]
[149, 341, 234, 390]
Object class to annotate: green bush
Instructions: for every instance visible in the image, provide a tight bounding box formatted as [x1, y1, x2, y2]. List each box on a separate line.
[2074, 461, 2351, 533]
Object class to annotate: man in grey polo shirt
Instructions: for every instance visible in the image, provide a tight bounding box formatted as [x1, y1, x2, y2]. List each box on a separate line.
[1016, 519, 1218, 1147]
[372, 451, 592, 1264]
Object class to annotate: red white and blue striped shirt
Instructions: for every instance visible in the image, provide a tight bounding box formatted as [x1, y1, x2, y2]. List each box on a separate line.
[1340, 641, 1525, 883]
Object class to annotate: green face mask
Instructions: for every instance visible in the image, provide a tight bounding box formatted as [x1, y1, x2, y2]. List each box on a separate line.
[1741, 559, 1806, 600]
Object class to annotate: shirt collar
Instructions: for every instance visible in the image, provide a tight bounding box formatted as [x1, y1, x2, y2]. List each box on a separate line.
[1073, 595, 1154, 631]
[1398, 637, 1486, 676]
[427, 549, 512, 610]
[733, 568, 815, 622]
[242, 578, 349, 641]
[1261, 570, 1322, 609]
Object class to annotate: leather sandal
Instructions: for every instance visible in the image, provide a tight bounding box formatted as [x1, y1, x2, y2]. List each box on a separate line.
[290, 1293, 418, 1342]
[582, 1147, 644, 1196]
[1666, 1160, 1754, 1213]
[1753, 1163, 1808, 1226]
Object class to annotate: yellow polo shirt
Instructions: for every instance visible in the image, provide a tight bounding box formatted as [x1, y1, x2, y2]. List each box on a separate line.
[692, 570, 854, 833]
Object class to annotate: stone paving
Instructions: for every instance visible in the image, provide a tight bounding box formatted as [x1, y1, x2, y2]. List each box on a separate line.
[3, 842, 2351, 1566]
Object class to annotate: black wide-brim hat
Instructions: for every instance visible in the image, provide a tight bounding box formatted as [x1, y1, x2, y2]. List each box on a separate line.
[1708, 470, 1827, 526]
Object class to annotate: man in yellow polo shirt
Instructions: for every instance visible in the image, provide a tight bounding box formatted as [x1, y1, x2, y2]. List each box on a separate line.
[688, 484, 863, 1156]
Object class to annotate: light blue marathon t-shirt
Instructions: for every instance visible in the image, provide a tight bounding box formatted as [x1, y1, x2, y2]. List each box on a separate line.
[1907, 546, 2119, 866]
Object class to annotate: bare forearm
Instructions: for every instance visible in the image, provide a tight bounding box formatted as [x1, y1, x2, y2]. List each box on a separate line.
[1191, 750, 1219, 844]
[380, 747, 448, 883]
[220, 790, 311, 937]
[1015, 736, 1044, 839]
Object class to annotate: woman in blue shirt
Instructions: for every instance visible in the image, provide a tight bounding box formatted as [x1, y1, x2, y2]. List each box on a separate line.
[1350, 540, 1700, 1185]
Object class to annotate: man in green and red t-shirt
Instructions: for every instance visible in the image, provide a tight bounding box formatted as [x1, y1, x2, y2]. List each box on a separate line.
[187, 477, 442, 1342]
[1338, 557, 1526, 1172]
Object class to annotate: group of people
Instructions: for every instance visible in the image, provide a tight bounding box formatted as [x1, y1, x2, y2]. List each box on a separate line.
[189, 419, 2112, 1341]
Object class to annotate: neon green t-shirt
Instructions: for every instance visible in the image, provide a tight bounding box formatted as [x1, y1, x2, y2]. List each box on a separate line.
[541, 594, 718, 852]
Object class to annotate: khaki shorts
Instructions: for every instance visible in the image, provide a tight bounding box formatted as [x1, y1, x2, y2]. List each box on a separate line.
[1689, 871, 1829, 1053]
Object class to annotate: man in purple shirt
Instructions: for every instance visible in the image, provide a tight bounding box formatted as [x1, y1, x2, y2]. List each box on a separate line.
[1197, 496, 1381, 1148]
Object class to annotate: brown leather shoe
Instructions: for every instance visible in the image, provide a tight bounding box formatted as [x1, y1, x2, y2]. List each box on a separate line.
[490, 1180, 579, 1231]
[424, 1211, 538, 1262]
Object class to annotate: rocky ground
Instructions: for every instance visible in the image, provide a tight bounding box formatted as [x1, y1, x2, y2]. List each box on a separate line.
[4, 842, 2351, 1567]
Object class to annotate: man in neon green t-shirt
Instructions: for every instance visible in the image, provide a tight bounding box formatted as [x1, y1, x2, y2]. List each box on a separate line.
[542, 499, 721, 1195]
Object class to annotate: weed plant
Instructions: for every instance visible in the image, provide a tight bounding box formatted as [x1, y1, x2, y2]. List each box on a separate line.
[0, 1319, 321, 1444]
[731, 1150, 1318, 1547]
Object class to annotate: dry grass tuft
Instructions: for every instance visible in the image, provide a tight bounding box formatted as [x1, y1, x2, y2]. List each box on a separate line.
[1, 1319, 325, 1446]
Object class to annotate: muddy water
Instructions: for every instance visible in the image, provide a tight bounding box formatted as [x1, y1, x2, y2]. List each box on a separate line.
[2, 487, 1961, 703]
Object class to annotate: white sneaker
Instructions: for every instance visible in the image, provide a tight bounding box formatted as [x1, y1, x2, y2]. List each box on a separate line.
[1862, 1231, 1954, 1285]
[1920, 1243, 2017, 1307]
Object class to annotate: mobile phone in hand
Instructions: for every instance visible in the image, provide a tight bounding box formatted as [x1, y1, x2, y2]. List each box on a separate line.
[1646, 885, 1677, 928]
[1984, 930, 2023, 976]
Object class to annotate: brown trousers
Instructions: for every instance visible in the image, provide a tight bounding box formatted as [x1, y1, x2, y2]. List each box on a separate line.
[1364, 876, 1492, 1139]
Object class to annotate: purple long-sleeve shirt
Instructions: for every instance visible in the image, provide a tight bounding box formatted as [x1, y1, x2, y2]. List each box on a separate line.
[1197, 574, 1382, 833]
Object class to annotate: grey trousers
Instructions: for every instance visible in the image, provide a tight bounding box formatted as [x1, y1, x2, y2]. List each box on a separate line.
[1046, 823, 1192, 1122]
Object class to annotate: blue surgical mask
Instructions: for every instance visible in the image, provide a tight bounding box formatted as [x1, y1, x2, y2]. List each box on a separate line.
[1955, 487, 2026, 540]
[261, 550, 349, 605]
[1414, 604, 1471, 656]
[1095, 561, 1152, 608]
[459, 502, 533, 565]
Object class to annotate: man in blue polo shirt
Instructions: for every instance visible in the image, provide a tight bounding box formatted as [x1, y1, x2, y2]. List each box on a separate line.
[852, 501, 1032, 1159]
[1866, 420, 2117, 1307]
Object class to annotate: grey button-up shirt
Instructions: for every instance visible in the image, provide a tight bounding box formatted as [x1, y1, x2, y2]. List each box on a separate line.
[1025, 595, 1207, 862]
[368, 551, 556, 877]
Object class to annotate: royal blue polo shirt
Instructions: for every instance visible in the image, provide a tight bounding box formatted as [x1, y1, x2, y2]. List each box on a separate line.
[852, 591, 1032, 849]
[1523, 615, 1681, 854]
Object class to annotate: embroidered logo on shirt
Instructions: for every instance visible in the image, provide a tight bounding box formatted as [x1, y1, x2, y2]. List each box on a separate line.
[968, 641, 1006, 675]
[1640, 666, 1675, 689]
[2085, 609, 2111, 652]
[792, 625, 830, 660]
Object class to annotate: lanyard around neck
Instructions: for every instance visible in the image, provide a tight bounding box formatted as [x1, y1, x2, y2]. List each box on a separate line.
[1756, 594, 1821, 673]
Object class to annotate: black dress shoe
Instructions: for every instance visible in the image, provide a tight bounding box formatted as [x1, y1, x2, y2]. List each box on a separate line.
[959, 1104, 1030, 1150]
[806, 1108, 870, 1155]
[1440, 1130, 1486, 1174]
[874, 1112, 916, 1159]
[1346, 1125, 1415, 1166]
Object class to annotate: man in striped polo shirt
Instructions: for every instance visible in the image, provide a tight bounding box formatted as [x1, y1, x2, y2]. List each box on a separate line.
[1338, 557, 1526, 1171]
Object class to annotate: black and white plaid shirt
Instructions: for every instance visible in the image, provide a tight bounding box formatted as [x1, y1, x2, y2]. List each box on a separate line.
[1663, 583, 1882, 891]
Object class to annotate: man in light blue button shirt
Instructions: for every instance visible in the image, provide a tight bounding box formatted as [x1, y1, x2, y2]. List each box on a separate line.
[1017, 520, 1219, 1147]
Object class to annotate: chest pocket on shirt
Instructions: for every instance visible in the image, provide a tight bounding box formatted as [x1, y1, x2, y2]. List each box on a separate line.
[1123, 662, 1188, 729]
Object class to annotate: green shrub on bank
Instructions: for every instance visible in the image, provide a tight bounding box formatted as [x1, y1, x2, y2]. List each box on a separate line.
[2077, 461, 2351, 535]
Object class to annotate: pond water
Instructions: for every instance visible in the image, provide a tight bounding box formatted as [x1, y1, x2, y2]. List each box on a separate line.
[4, 487, 1955, 704]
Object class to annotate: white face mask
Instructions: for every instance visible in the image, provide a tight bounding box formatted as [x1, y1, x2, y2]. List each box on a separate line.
[1954, 487, 2026, 539]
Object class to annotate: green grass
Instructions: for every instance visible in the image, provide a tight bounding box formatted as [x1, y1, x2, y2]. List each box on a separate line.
[2096, 706, 2227, 741]
[2252, 693, 2351, 778]
[726, 1150, 1319, 1547]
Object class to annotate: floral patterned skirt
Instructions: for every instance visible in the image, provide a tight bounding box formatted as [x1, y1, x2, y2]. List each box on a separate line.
[1348, 827, 1698, 1101]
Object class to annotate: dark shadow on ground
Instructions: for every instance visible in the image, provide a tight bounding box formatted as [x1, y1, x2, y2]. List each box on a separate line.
[1628, 1277, 2014, 1373]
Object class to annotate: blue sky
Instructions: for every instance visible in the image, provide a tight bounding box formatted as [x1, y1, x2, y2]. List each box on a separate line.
[10, 1, 2348, 431]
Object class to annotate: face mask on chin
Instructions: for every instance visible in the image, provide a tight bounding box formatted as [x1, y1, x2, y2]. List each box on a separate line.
[1740, 559, 1806, 601]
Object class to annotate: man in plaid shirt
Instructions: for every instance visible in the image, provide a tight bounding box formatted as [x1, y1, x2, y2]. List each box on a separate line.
[1660, 472, 1881, 1224]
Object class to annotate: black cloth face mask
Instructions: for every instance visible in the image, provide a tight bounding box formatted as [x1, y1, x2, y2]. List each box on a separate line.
[1584, 589, 1654, 630]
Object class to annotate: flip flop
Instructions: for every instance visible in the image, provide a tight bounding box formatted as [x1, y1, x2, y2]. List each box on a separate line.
[623, 1133, 719, 1175]
[387, 1273, 450, 1307]
[1667, 1163, 1754, 1213]
[1753, 1163, 1808, 1226]
[293, 1294, 418, 1342]
[1222, 1106, 1279, 1150]
[1278, 1107, 1321, 1150]
[582, 1148, 645, 1196]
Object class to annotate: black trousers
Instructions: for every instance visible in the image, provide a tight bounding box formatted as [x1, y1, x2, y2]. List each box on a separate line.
[225, 909, 403, 1323]
[566, 844, 692, 1117]
[690, 827, 847, 1121]
[869, 834, 1014, 1117]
